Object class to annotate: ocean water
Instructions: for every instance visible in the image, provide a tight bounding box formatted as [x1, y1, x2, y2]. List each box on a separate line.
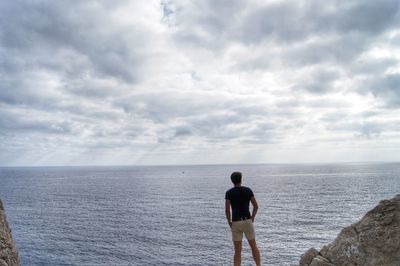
[0, 163, 399, 266]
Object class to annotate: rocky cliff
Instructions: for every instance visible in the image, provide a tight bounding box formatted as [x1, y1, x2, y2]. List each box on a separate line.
[300, 194, 400, 266]
[0, 199, 20, 266]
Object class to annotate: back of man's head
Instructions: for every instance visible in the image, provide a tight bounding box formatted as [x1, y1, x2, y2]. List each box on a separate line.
[231, 172, 242, 184]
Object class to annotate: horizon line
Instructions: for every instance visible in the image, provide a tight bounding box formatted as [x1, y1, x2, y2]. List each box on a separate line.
[1, 160, 399, 168]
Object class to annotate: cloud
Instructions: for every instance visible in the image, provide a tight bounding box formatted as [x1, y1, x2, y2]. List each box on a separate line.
[1, 0, 400, 165]
[0, 1, 154, 82]
[171, 0, 399, 45]
[364, 73, 400, 107]
[296, 68, 342, 93]
[0, 108, 73, 135]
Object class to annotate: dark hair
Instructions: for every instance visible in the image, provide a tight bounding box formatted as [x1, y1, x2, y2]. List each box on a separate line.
[230, 172, 242, 184]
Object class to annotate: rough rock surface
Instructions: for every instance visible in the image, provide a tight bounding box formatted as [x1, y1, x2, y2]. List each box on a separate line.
[0, 199, 20, 266]
[300, 194, 400, 266]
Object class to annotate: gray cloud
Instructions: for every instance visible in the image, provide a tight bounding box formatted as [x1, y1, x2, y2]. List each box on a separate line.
[0, 0, 150, 103]
[0, 108, 73, 136]
[172, 0, 399, 45]
[349, 58, 398, 76]
[297, 68, 342, 93]
[365, 74, 400, 107]
[171, 0, 400, 101]
[1, 0, 400, 165]
[242, 0, 398, 43]
[324, 120, 385, 139]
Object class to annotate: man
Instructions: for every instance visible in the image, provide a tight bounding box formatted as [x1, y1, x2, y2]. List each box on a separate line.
[225, 172, 261, 266]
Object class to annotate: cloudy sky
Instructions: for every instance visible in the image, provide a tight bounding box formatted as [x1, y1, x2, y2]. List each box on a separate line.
[1, 0, 400, 166]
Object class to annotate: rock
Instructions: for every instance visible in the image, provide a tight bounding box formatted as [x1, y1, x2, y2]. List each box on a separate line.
[0, 199, 20, 266]
[309, 255, 334, 266]
[300, 194, 400, 266]
[300, 248, 319, 266]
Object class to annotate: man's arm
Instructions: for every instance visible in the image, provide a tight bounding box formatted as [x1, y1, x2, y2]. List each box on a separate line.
[250, 196, 259, 222]
[225, 199, 232, 228]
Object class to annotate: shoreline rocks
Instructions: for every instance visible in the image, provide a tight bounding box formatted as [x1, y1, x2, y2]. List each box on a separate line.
[0, 199, 20, 266]
[300, 194, 400, 266]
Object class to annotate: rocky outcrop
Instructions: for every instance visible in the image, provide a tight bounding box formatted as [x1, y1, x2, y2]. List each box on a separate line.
[300, 194, 400, 266]
[0, 199, 20, 266]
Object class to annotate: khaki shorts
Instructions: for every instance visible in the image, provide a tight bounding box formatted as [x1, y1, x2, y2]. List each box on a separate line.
[231, 219, 255, 241]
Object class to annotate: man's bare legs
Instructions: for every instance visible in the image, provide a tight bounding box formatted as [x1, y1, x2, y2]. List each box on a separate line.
[248, 239, 261, 266]
[233, 241, 242, 266]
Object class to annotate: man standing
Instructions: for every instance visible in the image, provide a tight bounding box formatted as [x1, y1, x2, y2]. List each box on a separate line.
[225, 172, 261, 266]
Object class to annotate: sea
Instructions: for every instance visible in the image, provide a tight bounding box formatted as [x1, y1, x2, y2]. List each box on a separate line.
[0, 163, 399, 266]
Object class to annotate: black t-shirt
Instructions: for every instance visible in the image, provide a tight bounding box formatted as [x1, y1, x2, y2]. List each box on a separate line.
[225, 186, 254, 221]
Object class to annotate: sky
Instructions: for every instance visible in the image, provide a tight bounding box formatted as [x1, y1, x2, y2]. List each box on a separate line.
[1, 0, 400, 166]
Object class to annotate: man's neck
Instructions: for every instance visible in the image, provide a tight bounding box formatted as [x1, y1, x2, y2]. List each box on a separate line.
[234, 184, 241, 187]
